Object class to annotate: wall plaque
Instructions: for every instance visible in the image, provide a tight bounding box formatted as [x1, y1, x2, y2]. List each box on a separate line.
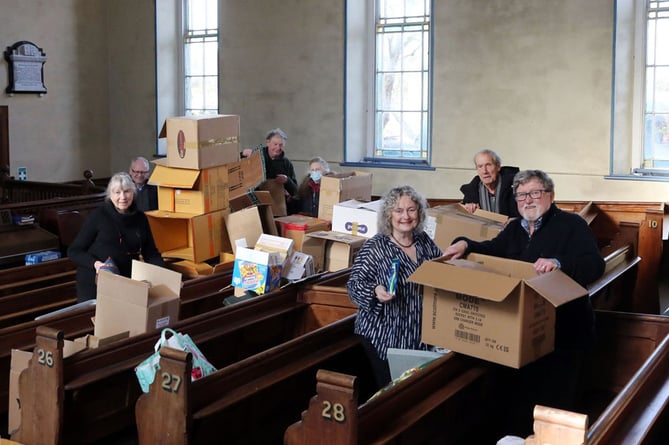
[4, 41, 47, 95]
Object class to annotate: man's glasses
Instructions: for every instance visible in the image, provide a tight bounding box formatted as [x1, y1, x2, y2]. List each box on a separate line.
[131, 169, 149, 175]
[514, 189, 547, 201]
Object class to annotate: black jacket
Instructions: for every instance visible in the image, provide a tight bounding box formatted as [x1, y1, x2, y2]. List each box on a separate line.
[67, 201, 165, 301]
[460, 166, 520, 218]
[255, 145, 298, 195]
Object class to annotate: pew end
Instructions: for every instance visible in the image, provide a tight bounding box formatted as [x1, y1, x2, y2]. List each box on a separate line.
[136, 346, 192, 445]
[524, 405, 588, 445]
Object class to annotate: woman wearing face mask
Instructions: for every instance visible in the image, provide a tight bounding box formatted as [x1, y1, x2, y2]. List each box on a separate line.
[292, 157, 333, 216]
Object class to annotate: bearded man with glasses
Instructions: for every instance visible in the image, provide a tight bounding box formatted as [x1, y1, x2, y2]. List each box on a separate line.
[443, 169, 605, 437]
[129, 156, 158, 211]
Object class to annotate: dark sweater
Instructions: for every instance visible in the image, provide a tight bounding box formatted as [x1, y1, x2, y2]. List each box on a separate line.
[67, 201, 166, 301]
[254, 145, 298, 195]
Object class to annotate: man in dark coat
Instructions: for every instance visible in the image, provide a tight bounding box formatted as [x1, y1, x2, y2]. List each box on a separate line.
[460, 148, 520, 218]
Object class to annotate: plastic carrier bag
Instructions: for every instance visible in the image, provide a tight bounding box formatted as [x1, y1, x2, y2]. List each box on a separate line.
[134, 328, 217, 393]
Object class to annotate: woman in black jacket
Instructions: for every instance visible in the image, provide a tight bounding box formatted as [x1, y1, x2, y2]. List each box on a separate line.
[68, 172, 166, 302]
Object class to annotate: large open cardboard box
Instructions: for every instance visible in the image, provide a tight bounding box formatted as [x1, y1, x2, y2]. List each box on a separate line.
[318, 171, 373, 221]
[425, 204, 506, 251]
[409, 253, 588, 368]
[161, 114, 240, 170]
[331, 199, 382, 239]
[146, 208, 228, 263]
[149, 159, 229, 214]
[94, 261, 182, 338]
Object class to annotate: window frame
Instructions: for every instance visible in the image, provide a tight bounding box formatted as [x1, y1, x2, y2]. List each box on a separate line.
[611, 0, 669, 180]
[344, 0, 435, 171]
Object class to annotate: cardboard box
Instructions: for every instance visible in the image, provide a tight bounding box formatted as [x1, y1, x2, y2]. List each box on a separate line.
[424, 204, 505, 251]
[409, 253, 588, 368]
[231, 246, 283, 295]
[227, 150, 266, 203]
[331, 199, 382, 239]
[274, 214, 331, 251]
[149, 160, 229, 214]
[284, 251, 316, 281]
[168, 253, 235, 278]
[146, 208, 228, 263]
[318, 171, 373, 221]
[224, 205, 269, 254]
[303, 230, 367, 272]
[94, 260, 182, 338]
[255, 233, 295, 268]
[256, 179, 288, 217]
[161, 114, 240, 170]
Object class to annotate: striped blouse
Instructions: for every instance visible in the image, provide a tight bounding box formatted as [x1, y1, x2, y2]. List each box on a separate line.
[347, 231, 442, 360]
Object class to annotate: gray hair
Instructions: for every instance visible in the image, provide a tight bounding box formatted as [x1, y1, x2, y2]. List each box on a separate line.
[307, 157, 330, 174]
[512, 170, 555, 194]
[106, 172, 137, 201]
[265, 128, 288, 141]
[378, 185, 428, 236]
[129, 156, 150, 170]
[474, 148, 502, 167]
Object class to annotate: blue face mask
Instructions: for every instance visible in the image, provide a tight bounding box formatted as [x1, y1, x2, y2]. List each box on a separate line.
[310, 171, 322, 183]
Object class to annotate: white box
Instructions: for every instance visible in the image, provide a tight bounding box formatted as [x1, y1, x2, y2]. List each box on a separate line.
[331, 199, 382, 239]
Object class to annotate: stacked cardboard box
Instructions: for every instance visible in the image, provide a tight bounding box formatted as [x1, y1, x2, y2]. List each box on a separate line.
[147, 115, 270, 265]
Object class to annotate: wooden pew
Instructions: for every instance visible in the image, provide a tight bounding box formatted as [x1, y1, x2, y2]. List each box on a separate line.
[11, 270, 353, 444]
[0, 257, 75, 288]
[284, 310, 669, 444]
[134, 313, 375, 444]
[0, 268, 236, 423]
[426, 198, 664, 314]
[525, 322, 669, 444]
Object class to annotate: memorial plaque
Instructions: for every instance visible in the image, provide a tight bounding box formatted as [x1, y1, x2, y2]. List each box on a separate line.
[4, 41, 47, 95]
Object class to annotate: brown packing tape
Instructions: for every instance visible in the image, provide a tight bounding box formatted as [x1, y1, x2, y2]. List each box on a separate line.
[351, 222, 359, 236]
[183, 136, 239, 150]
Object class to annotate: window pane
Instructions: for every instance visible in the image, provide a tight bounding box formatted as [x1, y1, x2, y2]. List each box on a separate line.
[657, 18, 669, 65]
[374, 0, 430, 161]
[204, 76, 218, 109]
[204, 41, 218, 75]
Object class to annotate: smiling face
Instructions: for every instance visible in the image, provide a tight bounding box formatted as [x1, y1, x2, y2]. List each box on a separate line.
[110, 186, 134, 213]
[475, 152, 501, 191]
[515, 178, 553, 222]
[129, 159, 149, 186]
[266, 135, 285, 159]
[391, 195, 419, 235]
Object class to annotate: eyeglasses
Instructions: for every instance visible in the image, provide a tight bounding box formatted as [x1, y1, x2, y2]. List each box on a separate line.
[131, 169, 149, 175]
[514, 189, 547, 201]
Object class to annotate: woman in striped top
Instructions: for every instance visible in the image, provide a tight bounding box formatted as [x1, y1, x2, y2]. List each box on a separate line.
[347, 185, 442, 387]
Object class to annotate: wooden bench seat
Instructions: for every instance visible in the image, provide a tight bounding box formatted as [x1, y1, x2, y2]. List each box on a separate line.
[135, 313, 375, 444]
[11, 270, 353, 444]
[0, 268, 237, 423]
[0, 257, 75, 288]
[285, 310, 669, 444]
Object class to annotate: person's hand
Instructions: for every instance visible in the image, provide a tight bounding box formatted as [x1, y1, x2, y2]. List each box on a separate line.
[375, 285, 394, 303]
[503, 217, 516, 227]
[241, 148, 253, 158]
[463, 203, 479, 213]
[275, 174, 288, 184]
[442, 240, 468, 260]
[94, 260, 104, 273]
[534, 258, 558, 275]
